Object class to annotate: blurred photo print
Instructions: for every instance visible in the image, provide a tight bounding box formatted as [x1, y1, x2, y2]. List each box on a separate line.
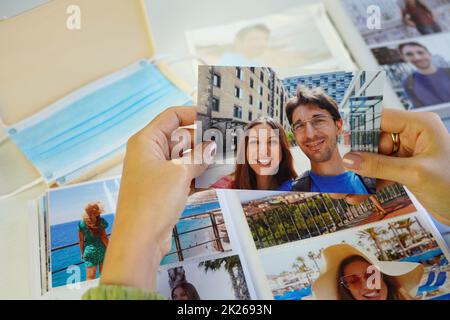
[372, 33, 450, 111]
[185, 3, 354, 77]
[342, 0, 450, 45]
[196, 66, 384, 194]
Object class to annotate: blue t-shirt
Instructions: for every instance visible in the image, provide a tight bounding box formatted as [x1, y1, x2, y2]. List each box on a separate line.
[402, 68, 450, 108]
[309, 170, 369, 194]
[277, 171, 369, 194]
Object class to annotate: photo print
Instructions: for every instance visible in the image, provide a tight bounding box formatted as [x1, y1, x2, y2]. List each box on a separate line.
[371, 32, 450, 112]
[157, 254, 251, 300]
[237, 183, 415, 250]
[196, 66, 384, 194]
[259, 214, 450, 300]
[342, 0, 450, 45]
[47, 178, 230, 288]
[160, 189, 232, 265]
[185, 3, 354, 78]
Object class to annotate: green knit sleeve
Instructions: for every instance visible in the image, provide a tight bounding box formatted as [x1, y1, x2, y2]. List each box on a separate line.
[82, 284, 167, 300]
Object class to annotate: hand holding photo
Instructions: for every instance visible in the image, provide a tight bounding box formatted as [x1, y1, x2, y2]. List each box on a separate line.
[196, 66, 384, 194]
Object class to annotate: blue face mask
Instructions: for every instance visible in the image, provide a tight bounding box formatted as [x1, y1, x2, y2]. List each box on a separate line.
[6, 60, 192, 184]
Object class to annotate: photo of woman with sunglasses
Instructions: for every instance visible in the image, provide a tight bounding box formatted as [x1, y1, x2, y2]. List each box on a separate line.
[312, 243, 424, 300]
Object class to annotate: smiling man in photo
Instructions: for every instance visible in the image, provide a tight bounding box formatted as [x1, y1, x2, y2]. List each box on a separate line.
[399, 42, 450, 109]
[282, 86, 375, 194]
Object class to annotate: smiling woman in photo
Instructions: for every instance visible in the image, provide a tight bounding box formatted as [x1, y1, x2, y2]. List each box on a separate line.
[212, 117, 297, 190]
[312, 243, 424, 300]
[171, 282, 201, 300]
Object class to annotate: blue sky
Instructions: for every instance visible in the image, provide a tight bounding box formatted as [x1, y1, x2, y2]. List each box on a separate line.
[48, 177, 121, 225]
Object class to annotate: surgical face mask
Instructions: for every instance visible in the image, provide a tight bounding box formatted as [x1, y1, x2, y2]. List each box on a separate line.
[6, 60, 192, 185]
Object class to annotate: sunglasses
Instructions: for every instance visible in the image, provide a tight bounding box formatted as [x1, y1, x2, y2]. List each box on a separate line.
[340, 271, 383, 289]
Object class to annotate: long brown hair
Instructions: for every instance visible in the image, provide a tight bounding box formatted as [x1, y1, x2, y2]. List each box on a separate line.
[406, 0, 432, 15]
[337, 255, 413, 300]
[171, 282, 201, 300]
[233, 117, 297, 189]
[83, 202, 106, 237]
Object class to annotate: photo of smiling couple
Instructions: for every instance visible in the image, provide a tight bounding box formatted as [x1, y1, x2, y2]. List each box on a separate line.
[196, 66, 384, 194]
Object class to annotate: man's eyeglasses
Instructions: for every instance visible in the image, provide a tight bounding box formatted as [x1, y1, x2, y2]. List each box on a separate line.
[292, 115, 334, 133]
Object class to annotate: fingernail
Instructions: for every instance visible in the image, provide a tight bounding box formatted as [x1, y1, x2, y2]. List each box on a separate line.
[204, 142, 217, 164]
[343, 153, 362, 170]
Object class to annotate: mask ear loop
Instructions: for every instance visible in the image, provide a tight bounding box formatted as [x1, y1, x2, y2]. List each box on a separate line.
[0, 117, 10, 146]
[0, 135, 8, 146]
[0, 118, 45, 200]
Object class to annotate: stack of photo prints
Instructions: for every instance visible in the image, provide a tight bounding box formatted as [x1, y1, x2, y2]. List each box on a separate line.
[29, 64, 450, 301]
[341, 0, 450, 113]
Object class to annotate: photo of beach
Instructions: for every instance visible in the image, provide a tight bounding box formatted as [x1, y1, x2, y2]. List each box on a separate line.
[157, 253, 251, 300]
[259, 214, 450, 300]
[238, 183, 416, 250]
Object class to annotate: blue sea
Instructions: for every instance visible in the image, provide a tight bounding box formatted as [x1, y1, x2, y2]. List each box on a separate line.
[50, 201, 221, 287]
[162, 200, 222, 265]
[181, 201, 220, 218]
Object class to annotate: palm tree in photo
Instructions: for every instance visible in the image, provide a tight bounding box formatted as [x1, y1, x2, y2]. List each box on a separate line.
[199, 256, 250, 300]
[396, 218, 417, 243]
[277, 206, 301, 240]
[292, 206, 311, 238]
[358, 227, 389, 261]
[388, 222, 408, 257]
[308, 251, 320, 273]
[301, 202, 320, 235]
[293, 256, 313, 285]
[308, 197, 331, 233]
[413, 217, 436, 247]
[317, 194, 342, 229]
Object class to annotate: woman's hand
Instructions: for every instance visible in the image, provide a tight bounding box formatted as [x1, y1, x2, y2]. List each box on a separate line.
[100, 106, 216, 291]
[343, 109, 450, 225]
